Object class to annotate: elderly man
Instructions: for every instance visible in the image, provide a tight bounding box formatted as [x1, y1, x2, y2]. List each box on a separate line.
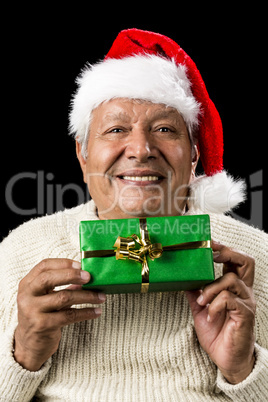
[0, 29, 267, 401]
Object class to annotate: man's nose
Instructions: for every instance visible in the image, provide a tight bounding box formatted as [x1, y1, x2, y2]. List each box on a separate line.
[124, 128, 158, 162]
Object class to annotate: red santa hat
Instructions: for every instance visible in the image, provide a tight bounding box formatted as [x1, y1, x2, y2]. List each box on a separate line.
[69, 28, 245, 213]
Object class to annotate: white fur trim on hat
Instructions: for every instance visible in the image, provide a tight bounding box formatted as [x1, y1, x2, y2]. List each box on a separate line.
[188, 171, 247, 213]
[69, 54, 201, 142]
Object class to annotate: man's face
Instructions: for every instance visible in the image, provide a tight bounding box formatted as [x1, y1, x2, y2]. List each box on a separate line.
[77, 99, 198, 219]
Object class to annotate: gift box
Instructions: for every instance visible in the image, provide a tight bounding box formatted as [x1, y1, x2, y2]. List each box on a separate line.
[80, 215, 214, 294]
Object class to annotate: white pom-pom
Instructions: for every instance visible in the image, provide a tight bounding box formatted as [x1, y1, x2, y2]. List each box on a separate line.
[188, 171, 247, 213]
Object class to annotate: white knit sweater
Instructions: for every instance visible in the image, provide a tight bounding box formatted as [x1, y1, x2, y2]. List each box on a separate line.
[0, 200, 267, 402]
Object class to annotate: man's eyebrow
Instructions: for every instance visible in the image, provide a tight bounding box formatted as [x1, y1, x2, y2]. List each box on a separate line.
[102, 112, 131, 123]
[150, 109, 181, 119]
[149, 109, 184, 126]
[101, 108, 183, 125]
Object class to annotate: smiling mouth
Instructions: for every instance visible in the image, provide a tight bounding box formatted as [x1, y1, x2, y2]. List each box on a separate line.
[116, 172, 165, 185]
[121, 175, 160, 182]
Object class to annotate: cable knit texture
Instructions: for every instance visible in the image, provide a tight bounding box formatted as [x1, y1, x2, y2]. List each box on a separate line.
[0, 201, 267, 401]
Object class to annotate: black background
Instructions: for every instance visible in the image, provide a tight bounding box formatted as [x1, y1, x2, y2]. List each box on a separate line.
[1, 6, 267, 240]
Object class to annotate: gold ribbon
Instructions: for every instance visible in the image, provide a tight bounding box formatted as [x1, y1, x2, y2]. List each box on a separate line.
[113, 218, 163, 293]
[81, 218, 211, 293]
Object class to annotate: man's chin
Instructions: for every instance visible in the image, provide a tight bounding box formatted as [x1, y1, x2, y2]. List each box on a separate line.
[97, 197, 187, 219]
[116, 201, 168, 218]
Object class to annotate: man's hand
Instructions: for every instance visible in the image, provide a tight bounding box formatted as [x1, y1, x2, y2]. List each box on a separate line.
[14, 258, 106, 372]
[186, 241, 256, 384]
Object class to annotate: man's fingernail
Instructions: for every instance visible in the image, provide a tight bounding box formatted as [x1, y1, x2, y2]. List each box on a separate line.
[213, 251, 221, 259]
[196, 294, 204, 305]
[98, 293, 106, 302]
[94, 308, 102, 315]
[80, 270, 90, 281]
[207, 314, 211, 322]
[72, 261, 81, 269]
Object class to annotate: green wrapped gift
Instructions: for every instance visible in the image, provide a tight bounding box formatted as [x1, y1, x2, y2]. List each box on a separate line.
[80, 215, 214, 294]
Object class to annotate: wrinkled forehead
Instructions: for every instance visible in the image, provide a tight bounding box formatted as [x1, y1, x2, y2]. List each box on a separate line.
[90, 98, 188, 129]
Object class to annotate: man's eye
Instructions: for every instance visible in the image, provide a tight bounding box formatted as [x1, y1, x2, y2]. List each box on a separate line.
[158, 127, 171, 132]
[110, 128, 123, 133]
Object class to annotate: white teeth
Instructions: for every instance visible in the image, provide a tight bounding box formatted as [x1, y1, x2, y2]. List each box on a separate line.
[122, 175, 159, 181]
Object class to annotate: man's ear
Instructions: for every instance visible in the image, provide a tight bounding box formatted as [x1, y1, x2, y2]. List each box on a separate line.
[191, 145, 200, 180]
[76, 141, 87, 184]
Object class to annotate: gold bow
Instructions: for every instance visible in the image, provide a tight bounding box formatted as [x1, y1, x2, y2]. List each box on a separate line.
[113, 218, 162, 293]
